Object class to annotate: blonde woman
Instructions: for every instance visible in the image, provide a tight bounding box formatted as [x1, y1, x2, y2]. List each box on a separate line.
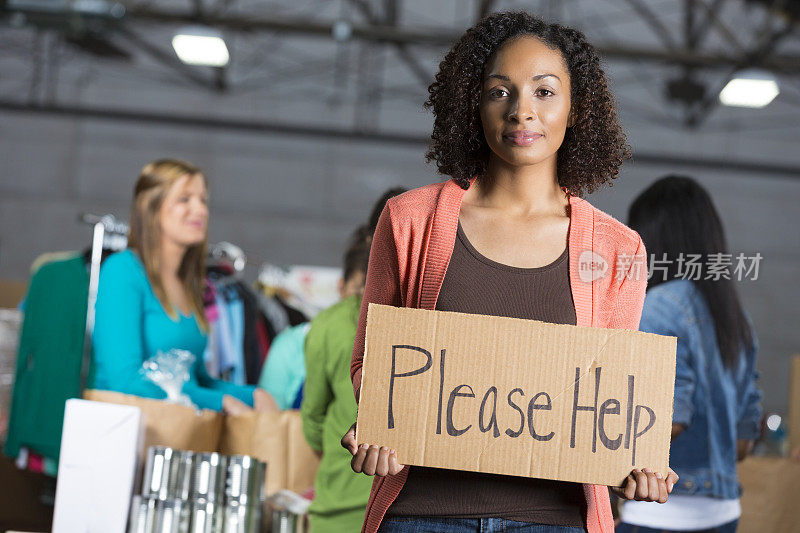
[92, 159, 276, 414]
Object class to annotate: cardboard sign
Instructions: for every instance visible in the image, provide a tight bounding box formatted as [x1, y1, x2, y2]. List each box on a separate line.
[356, 304, 677, 487]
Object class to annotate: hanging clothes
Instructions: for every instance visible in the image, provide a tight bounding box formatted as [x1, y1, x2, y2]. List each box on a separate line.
[5, 254, 89, 463]
[239, 284, 265, 386]
[205, 261, 297, 386]
[256, 318, 271, 367]
[216, 283, 246, 385]
[202, 280, 221, 378]
[275, 294, 308, 327]
[256, 290, 309, 334]
[257, 292, 290, 336]
[257, 322, 310, 410]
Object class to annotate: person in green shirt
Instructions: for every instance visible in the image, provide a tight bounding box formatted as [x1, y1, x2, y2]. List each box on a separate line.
[301, 233, 373, 532]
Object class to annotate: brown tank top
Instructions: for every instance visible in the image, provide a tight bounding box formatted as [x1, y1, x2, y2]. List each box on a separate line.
[386, 222, 586, 527]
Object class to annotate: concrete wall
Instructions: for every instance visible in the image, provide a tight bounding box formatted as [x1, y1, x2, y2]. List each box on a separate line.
[1, 110, 797, 419]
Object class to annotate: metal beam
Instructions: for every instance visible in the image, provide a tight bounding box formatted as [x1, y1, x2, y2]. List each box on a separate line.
[688, 0, 727, 48]
[0, 99, 428, 145]
[689, 16, 797, 126]
[694, 0, 746, 55]
[118, 6, 800, 74]
[2, 99, 800, 179]
[621, 0, 679, 51]
[115, 25, 218, 90]
[124, 5, 449, 44]
[599, 44, 800, 73]
[385, 0, 399, 25]
[346, 0, 431, 87]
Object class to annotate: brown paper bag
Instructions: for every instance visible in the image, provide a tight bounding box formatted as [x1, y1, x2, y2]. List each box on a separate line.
[284, 412, 320, 494]
[789, 355, 800, 453]
[82, 391, 319, 495]
[219, 411, 288, 496]
[83, 389, 223, 453]
[739, 456, 800, 533]
[219, 410, 319, 495]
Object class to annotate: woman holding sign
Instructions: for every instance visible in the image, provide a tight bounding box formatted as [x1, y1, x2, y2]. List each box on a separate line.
[343, 12, 677, 533]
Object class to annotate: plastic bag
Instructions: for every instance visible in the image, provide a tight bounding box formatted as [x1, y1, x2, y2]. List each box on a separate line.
[141, 349, 196, 408]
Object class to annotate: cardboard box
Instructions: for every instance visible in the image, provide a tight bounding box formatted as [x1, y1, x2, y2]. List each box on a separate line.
[739, 456, 800, 533]
[0, 279, 27, 308]
[357, 304, 677, 487]
[52, 399, 144, 533]
[789, 355, 800, 453]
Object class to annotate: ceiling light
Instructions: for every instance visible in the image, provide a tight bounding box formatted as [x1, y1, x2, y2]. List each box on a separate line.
[719, 69, 779, 108]
[172, 26, 229, 67]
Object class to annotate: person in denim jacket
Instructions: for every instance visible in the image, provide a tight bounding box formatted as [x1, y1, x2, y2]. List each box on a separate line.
[618, 176, 762, 533]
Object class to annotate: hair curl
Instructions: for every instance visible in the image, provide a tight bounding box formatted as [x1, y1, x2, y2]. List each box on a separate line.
[425, 11, 630, 196]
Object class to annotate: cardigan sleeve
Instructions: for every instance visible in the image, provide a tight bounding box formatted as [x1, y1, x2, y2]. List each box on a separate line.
[351, 204, 403, 402]
[608, 236, 648, 331]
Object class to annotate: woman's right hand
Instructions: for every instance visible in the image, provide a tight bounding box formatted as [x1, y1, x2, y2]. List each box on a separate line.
[222, 394, 253, 416]
[341, 422, 404, 477]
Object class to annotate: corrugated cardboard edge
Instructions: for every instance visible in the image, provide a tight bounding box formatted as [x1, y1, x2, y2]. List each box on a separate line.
[355, 302, 375, 445]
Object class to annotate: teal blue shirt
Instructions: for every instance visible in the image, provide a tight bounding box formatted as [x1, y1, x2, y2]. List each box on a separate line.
[92, 250, 255, 411]
[258, 322, 310, 410]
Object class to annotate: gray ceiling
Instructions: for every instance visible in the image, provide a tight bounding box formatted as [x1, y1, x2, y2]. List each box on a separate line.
[2, 0, 800, 176]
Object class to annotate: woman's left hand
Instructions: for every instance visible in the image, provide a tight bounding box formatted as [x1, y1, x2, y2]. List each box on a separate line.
[610, 468, 678, 503]
[223, 394, 253, 416]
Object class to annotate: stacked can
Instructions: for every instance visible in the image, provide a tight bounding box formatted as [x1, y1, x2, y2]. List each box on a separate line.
[129, 446, 266, 533]
[129, 446, 194, 533]
[189, 452, 227, 533]
[223, 455, 267, 533]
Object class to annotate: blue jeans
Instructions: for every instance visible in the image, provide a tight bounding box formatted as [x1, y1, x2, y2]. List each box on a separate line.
[378, 516, 586, 532]
[616, 520, 738, 533]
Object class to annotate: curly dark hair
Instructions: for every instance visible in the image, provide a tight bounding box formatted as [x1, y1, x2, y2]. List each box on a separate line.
[425, 11, 630, 196]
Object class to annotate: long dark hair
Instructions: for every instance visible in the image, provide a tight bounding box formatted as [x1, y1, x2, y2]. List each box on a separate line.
[628, 175, 752, 367]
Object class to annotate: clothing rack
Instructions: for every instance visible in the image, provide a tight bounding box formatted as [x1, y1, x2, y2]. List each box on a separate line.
[257, 263, 340, 319]
[79, 213, 128, 391]
[208, 241, 247, 274]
